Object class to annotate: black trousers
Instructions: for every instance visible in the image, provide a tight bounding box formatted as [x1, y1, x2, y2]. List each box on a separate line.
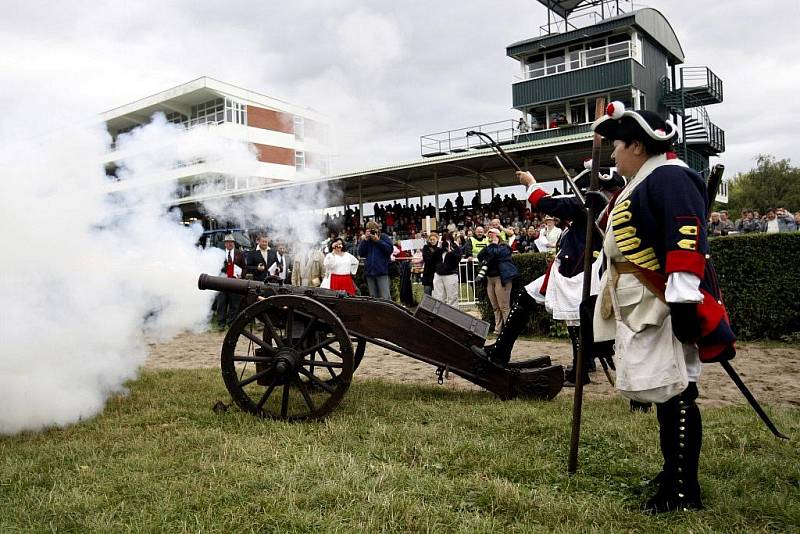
[216, 291, 243, 326]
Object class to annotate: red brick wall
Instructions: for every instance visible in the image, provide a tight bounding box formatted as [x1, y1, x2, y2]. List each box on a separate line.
[252, 143, 295, 166]
[247, 105, 294, 134]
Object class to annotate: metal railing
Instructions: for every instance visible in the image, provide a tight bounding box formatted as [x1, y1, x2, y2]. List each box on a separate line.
[674, 146, 707, 175]
[457, 259, 480, 306]
[679, 66, 723, 102]
[420, 120, 517, 157]
[513, 41, 633, 83]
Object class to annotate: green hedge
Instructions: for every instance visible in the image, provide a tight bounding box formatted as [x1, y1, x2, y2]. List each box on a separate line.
[477, 233, 800, 341]
[708, 232, 800, 339]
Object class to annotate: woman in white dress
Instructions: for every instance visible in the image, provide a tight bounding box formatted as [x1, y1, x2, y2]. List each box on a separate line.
[323, 237, 360, 295]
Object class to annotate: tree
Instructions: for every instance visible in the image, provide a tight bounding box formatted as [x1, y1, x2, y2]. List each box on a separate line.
[725, 155, 800, 216]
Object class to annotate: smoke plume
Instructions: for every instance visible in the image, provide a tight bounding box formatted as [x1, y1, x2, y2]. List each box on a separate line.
[0, 112, 326, 435]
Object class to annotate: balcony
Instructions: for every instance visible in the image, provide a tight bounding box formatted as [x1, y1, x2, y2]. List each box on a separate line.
[419, 120, 592, 157]
[514, 123, 592, 144]
[514, 41, 635, 83]
[685, 115, 725, 155]
[512, 59, 634, 109]
[420, 120, 516, 157]
[661, 66, 723, 110]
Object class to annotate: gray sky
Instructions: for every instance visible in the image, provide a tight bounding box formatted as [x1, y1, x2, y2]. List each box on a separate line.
[1, 0, 797, 179]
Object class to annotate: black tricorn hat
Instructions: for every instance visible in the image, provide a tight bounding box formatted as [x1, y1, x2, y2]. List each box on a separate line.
[575, 168, 626, 190]
[591, 101, 677, 143]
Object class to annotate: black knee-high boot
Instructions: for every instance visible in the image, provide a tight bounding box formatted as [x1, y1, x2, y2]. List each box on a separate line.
[473, 291, 536, 365]
[645, 382, 703, 513]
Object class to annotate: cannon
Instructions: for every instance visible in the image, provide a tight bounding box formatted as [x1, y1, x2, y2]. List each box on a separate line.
[198, 274, 563, 420]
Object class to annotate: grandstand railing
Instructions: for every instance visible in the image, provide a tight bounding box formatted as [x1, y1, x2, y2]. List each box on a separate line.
[420, 120, 517, 157]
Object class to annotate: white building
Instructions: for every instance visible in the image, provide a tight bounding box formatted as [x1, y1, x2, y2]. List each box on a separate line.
[101, 77, 331, 219]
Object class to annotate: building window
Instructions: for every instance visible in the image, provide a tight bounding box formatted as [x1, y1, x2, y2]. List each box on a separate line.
[609, 89, 634, 110]
[295, 150, 305, 172]
[568, 99, 587, 125]
[525, 54, 545, 79]
[294, 116, 305, 141]
[568, 45, 582, 70]
[633, 32, 644, 63]
[520, 34, 634, 81]
[224, 98, 247, 125]
[165, 111, 187, 125]
[545, 51, 566, 75]
[191, 98, 224, 126]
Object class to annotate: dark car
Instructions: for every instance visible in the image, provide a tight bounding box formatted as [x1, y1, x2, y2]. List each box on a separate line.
[199, 228, 252, 250]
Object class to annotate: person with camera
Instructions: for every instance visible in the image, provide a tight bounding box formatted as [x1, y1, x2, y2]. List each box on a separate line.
[266, 241, 291, 284]
[322, 237, 359, 295]
[477, 228, 519, 334]
[432, 231, 462, 306]
[421, 232, 439, 296]
[357, 221, 393, 299]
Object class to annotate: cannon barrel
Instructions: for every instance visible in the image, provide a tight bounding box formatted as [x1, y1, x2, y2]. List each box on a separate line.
[198, 273, 266, 295]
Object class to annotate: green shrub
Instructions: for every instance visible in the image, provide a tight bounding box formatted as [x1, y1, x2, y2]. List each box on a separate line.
[709, 232, 800, 339]
[477, 234, 800, 341]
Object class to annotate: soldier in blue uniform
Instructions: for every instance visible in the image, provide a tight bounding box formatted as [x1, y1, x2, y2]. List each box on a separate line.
[473, 164, 623, 378]
[590, 101, 736, 513]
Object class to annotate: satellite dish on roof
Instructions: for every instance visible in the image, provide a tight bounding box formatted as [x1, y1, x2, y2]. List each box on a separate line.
[534, 0, 590, 20]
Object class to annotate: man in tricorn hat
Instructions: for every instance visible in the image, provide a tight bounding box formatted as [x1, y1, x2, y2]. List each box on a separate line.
[587, 102, 736, 512]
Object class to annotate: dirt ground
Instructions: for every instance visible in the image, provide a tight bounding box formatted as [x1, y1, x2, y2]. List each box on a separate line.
[146, 329, 800, 409]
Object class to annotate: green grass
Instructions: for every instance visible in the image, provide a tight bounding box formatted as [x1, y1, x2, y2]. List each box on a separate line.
[1, 370, 798, 533]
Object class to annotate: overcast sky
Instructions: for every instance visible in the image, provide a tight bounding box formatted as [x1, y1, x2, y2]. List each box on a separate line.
[1, 0, 797, 178]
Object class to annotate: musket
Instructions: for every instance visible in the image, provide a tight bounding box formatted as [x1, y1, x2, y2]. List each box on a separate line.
[568, 97, 606, 474]
[466, 130, 522, 171]
[705, 163, 788, 440]
[554, 155, 605, 239]
[553, 156, 614, 388]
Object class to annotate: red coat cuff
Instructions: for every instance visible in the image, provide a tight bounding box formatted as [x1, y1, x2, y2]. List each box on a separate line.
[665, 250, 706, 278]
[528, 188, 548, 208]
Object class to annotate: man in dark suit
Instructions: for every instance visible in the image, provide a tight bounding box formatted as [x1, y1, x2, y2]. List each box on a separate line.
[216, 234, 247, 327]
[267, 241, 292, 284]
[246, 234, 272, 282]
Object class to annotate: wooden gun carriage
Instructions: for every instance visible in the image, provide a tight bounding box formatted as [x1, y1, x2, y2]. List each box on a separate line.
[198, 274, 563, 420]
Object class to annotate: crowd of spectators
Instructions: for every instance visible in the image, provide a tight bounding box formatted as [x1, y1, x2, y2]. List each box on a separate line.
[319, 190, 571, 256]
[213, 195, 800, 324]
[709, 207, 800, 236]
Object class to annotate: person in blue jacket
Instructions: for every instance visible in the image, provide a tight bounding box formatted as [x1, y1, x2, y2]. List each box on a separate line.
[477, 228, 519, 333]
[357, 220, 394, 299]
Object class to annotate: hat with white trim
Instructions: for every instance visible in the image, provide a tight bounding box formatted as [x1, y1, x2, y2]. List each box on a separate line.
[591, 101, 677, 143]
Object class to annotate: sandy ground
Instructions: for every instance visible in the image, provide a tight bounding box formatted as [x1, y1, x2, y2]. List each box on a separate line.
[146, 329, 800, 409]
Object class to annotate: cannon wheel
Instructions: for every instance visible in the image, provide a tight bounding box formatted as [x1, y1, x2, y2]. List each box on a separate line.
[221, 295, 354, 421]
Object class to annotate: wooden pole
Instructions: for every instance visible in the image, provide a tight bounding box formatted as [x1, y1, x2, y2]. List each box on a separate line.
[568, 96, 606, 474]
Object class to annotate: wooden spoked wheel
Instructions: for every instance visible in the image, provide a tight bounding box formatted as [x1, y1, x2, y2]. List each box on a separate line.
[221, 295, 354, 420]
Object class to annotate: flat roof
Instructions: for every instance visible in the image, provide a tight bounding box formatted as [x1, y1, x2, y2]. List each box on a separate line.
[176, 130, 612, 207]
[100, 76, 326, 131]
[507, 8, 685, 64]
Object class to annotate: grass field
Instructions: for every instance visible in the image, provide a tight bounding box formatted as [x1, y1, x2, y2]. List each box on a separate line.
[1, 370, 798, 533]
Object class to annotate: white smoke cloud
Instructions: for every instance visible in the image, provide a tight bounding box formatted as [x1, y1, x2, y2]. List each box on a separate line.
[200, 181, 334, 246]
[0, 113, 269, 435]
